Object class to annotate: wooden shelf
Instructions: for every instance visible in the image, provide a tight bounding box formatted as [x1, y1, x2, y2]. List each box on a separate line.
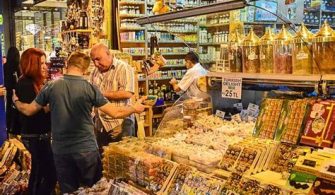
[322, 9, 335, 13]
[138, 76, 183, 81]
[120, 13, 145, 18]
[207, 72, 322, 82]
[120, 27, 146, 31]
[152, 114, 163, 119]
[61, 29, 92, 34]
[119, 1, 145, 6]
[121, 40, 145, 43]
[199, 23, 229, 28]
[163, 64, 185, 68]
[199, 42, 227, 46]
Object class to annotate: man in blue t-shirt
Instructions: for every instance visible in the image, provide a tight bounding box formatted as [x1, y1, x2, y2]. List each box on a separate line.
[13, 52, 146, 194]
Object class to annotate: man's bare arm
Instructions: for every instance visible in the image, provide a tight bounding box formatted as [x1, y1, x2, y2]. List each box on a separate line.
[14, 100, 43, 116]
[103, 90, 133, 101]
[98, 100, 145, 118]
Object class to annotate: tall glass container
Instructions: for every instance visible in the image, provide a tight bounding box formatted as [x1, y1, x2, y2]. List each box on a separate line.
[259, 28, 275, 73]
[292, 23, 313, 75]
[228, 31, 243, 72]
[274, 25, 293, 74]
[312, 21, 335, 74]
[242, 29, 260, 73]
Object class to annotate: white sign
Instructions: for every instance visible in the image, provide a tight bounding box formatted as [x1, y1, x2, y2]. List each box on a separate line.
[25, 24, 41, 35]
[215, 110, 225, 119]
[222, 77, 242, 99]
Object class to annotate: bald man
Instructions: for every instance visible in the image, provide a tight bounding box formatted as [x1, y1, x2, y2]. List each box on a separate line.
[90, 44, 135, 149]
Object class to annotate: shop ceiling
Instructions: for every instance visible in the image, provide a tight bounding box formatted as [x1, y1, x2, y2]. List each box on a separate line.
[21, 0, 67, 10]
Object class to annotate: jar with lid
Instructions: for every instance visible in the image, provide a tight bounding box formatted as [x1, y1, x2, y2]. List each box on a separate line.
[259, 28, 275, 73]
[242, 28, 260, 73]
[312, 21, 335, 74]
[292, 23, 313, 75]
[228, 30, 243, 72]
[274, 25, 293, 74]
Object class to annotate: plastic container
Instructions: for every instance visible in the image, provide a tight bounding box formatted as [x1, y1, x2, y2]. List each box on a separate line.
[259, 28, 275, 73]
[292, 23, 313, 75]
[242, 29, 260, 73]
[312, 21, 335, 74]
[228, 30, 244, 72]
[274, 25, 293, 74]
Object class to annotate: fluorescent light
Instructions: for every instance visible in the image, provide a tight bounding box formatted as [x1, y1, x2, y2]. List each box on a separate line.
[137, 0, 247, 25]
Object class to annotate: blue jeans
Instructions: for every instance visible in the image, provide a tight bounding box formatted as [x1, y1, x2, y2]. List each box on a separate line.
[22, 137, 57, 195]
[53, 150, 102, 194]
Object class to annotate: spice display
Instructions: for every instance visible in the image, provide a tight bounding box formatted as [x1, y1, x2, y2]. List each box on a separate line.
[312, 21, 335, 74]
[242, 28, 260, 73]
[228, 30, 243, 72]
[259, 28, 275, 73]
[274, 25, 293, 74]
[292, 23, 313, 75]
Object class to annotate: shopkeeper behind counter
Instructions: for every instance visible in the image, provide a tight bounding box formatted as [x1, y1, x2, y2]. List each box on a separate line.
[169, 51, 208, 97]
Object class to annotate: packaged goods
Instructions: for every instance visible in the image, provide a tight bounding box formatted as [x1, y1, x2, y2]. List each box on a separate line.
[276, 99, 309, 144]
[259, 27, 275, 73]
[270, 143, 299, 174]
[312, 21, 335, 74]
[242, 28, 260, 73]
[292, 23, 313, 75]
[254, 98, 284, 139]
[274, 25, 293, 74]
[301, 101, 335, 147]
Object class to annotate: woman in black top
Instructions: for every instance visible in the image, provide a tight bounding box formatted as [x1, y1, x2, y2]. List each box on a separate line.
[3, 46, 21, 135]
[16, 48, 56, 195]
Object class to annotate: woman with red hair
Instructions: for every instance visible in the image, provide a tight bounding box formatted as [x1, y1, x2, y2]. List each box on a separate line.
[16, 48, 56, 195]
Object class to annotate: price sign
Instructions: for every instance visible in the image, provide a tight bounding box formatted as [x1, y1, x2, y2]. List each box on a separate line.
[222, 77, 242, 99]
[215, 110, 226, 119]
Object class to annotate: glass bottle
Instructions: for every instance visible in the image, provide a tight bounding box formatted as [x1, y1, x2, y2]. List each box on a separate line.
[259, 28, 275, 73]
[312, 21, 335, 74]
[273, 25, 293, 74]
[228, 30, 243, 72]
[292, 23, 313, 75]
[242, 28, 260, 73]
[79, 10, 88, 29]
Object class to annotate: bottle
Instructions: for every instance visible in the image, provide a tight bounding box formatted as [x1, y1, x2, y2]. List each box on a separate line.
[148, 81, 154, 95]
[153, 81, 158, 95]
[79, 10, 88, 29]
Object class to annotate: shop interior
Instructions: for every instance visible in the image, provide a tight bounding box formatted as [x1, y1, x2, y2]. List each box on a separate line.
[1, 0, 335, 194]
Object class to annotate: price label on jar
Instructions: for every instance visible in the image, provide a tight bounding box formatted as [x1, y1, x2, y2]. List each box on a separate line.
[222, 77, 242, 99]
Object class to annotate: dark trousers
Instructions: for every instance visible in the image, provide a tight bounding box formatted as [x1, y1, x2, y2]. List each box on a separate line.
[53, 150, 102, 194]
[95, 118, 135, 153]
[22, 137, 57, 195]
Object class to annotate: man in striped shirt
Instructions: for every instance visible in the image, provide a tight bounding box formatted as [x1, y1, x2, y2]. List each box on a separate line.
[90, 44, 135, 149]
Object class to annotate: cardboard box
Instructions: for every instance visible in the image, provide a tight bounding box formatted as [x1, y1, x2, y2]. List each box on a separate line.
[301, 101, 334, 147]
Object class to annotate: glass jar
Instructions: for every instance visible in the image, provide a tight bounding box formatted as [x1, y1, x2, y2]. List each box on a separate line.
[259, 28, 275, 73]
[292, 23, 313, 75]
[228, 31, 243, 72]
[312, 21, 335, 74]
[274, 25, 293, 74]
[242, 29, 260, 73]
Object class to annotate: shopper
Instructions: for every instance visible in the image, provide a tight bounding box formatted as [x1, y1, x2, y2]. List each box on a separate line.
[3, 46, 21, 135]
[15, 48, 56, 195]
[169, 51, 208, 97]
[13, 51, 146, 194]
[90, 44, 136, 148]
